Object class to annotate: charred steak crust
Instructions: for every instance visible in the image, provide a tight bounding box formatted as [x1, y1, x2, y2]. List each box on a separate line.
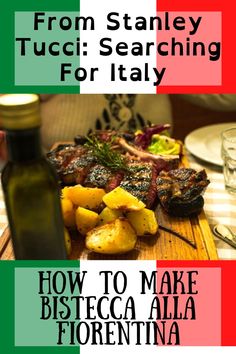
[84, 164, 113, 189]
[84, 164, 124, 192]
[47, 144, 98, 185]
[47, 145, 158, 209]
[156, 168, 210, 216]
[120, 162, 154, 208]
[47, 144, 209, 217]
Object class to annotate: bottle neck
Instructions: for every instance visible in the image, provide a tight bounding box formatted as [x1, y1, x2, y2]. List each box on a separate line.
[6, 128, 42, 162]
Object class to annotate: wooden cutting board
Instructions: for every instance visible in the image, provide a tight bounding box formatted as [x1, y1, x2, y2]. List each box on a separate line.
[69, 143, 218, 260]
[0, 208, 218, 260]
[69, 208, 217, 260]
[0, 143, 218, 260]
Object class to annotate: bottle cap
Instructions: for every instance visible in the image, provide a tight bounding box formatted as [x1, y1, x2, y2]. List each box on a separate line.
[0, 94, 40, 130]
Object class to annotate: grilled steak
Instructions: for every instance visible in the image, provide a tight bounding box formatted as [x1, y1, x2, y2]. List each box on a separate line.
[47, 144, 158, 208]
[47, 140, 209, 216]
[62, 153, 97, 185]
[84, 164, 124, 191]
[120, 162, 157, 208]
[47, 144, 81, 172]
[156, 168, 210, 216]
[84, 164, 113, 188]
[47, 144, 97, 185]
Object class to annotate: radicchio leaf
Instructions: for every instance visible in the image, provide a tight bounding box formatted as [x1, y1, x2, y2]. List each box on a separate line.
[134, 124, 171, 149]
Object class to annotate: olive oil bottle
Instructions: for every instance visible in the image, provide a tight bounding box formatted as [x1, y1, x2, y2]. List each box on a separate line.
[0, 94, 67, 259]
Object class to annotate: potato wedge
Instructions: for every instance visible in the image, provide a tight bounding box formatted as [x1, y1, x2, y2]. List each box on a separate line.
[61, 186, 70, 199]
[61, 198, 76, 228]
[85, 218, 137, 254]
[98, 207, 123, 226]
[127, 208, 158, 236]
[103, 187, 145, 211]
[64, 228, 72, 256]
[76, 207, 99, 236]
[67, 185, 105, 210]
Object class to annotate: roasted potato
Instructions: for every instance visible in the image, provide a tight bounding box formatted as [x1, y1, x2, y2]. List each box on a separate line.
[97, 207, 123, 226]
[75, 207, 99, 236]
[61, 198, 76, 228]
[127, 208, 158, 236]
[64, 228, 72, 256]
[103, 187, 145, 211]
[85, 218, 137, 254]
[67, 185, 105, 210]
[61, 186, 70, 199]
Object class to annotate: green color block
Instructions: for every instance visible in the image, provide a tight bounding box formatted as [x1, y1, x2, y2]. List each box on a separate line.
[15, 12, 81, 86]
[0, 260, 80, 353]
[0, 0, 80, 93]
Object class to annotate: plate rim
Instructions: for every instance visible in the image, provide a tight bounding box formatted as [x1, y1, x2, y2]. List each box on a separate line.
[185, 122, 236, 166]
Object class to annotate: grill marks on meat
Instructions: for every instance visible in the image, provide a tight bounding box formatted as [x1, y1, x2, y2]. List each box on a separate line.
[48, 144, 126, 190]
[156, 168, 210, 216]
[47, 145, 157, 208]
[65, 157, 156, 208]
[84, 164, 124, 191]
[120, 162, 157, 208]
[106, 172, 124, 192]
[47, 145, 81, 172]
[84, 165, 113, 188]
[47, 144, 97, 185]
[63, 154, 97, 184]
[47, 145, 209, 215]
[157, 169, 209, 202]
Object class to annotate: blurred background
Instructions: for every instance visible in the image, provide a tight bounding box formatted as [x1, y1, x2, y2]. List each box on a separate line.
[170, 95, 236, 141]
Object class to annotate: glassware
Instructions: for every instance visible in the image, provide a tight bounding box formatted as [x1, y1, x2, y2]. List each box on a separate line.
[221, 127, 236, 195]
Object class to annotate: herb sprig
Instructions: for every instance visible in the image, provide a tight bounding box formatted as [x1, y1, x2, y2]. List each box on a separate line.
[86, 136, 129, 171]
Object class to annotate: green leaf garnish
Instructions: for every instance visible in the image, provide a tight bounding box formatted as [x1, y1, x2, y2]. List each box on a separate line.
[85, 136, 129, 172]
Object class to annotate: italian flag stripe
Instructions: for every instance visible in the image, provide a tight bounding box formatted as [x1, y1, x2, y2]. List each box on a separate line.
[79, 0, 221, 92]
[79, 0, 157, 93]
[13, 0, 222, 92]
[1, 260, 236, 351]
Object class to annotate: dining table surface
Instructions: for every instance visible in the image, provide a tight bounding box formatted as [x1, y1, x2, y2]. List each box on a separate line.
[0, 150, 235, 260]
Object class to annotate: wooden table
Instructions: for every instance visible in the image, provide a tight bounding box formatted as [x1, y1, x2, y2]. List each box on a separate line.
[0, 227, 13, 260]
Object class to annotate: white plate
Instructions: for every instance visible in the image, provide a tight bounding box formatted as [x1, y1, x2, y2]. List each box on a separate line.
[185, 123, 236, 166]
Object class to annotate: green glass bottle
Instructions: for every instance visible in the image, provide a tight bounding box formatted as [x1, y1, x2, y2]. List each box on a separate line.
[0, 94, 67, 260]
